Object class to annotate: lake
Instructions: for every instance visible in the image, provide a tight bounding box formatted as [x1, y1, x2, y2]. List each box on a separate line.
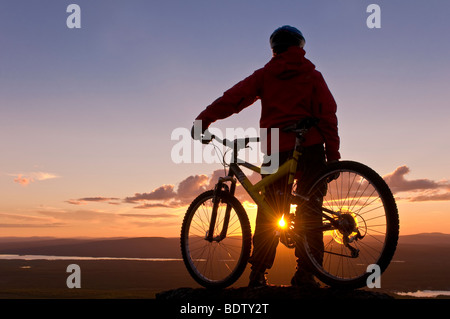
[0, 254, 183, 262]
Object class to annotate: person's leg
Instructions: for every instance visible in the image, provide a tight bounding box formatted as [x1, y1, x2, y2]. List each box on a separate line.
[292, 191, 324, 286]
[248, 152, 290, 287]
[248, 204, 279, 287]
[292, 144, 326, 286]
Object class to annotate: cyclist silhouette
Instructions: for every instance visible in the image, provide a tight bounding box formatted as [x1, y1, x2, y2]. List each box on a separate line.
[192, 25, 340, 288]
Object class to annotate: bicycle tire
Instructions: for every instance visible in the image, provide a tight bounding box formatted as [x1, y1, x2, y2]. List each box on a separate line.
[300, 160, 399, 289]
[180, 190, 252, 289]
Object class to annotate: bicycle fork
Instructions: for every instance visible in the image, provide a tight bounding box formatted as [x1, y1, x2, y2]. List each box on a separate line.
[205, 176, 236, 242]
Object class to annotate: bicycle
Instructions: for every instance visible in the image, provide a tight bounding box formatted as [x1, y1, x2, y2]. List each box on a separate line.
[180, 118, 399, 289]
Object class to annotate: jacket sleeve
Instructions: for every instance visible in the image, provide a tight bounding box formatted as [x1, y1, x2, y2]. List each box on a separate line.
[195, 69, 263, 129]
[313, 72, 341, 161]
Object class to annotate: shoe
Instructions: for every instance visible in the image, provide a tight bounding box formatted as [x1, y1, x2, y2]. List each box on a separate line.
[248, 269, 268, 288]
[291, 270, 320, 288]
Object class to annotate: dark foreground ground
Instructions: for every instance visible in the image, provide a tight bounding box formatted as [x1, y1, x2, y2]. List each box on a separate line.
[156, 285, 394, 300]
[1, 234, 450, 299]
[0, 259, 187, 298]
[1, 258, 449, 300]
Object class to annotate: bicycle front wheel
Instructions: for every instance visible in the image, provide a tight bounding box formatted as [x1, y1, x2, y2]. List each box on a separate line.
[300, 161, 399, 289]
[180, 190, 251, 289]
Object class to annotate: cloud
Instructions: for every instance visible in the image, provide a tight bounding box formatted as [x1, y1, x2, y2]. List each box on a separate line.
[69, 164, 450, 213]
[33, 172, 60, 181]
[0, 223, 65, 228]
[383, 166, 447, 193]
[133, 203, 176, 209]
[66, 197, 121, 206]
[65, 199, 87, 205]
[177, 175, 210, 199]
[118, 212, 181, 229]
[0, 213, 53, 223]
[119, 213, 178, 218]
[383, 165, 450, 202]
[11, 171, 60, 186]
[123, 174, 213, 208]
[122, 169, 260, 209]
[0, 206, 181, 233]
[71, 168, 262, 211]
[13, 174, 32, 186]
[80, 197, 121, 202]
[37, 209, 122, 225]
[0, 212, 67, 229]
[124, 185, 177, 203]
[409, 192, 450, 202]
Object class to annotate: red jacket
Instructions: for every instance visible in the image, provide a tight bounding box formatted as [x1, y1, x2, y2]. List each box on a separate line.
[195, 46, 340, 161]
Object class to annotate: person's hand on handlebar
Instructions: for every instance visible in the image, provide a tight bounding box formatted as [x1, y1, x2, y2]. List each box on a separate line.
[191, 120, 213, 144]
[327, 159, 340, 182]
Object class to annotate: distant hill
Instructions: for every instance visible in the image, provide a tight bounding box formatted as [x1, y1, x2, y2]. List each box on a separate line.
[0, 237, 181, 258]
[0, 233, 449, 259]
[398, 232, 450, 246]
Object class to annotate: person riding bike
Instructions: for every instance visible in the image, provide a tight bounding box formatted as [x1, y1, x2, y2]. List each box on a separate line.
[192, 25, 340, 288]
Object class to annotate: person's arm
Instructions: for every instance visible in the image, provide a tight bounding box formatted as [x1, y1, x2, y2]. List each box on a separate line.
[313, 72, 341, 162]
[195, 69, 263, 130]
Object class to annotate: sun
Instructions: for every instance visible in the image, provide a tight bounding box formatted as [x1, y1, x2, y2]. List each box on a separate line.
[278, 214, 287, 228]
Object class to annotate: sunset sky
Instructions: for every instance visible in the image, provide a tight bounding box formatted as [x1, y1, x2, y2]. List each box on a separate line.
[1, 1, 449, 238]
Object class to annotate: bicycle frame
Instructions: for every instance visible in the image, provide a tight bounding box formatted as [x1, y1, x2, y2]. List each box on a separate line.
[206, 133, 353, 247]
[205, 133, 330, 242]
[227, 150, 300, 214]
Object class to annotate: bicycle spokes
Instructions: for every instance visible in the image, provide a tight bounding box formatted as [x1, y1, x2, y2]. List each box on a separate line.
[302, 167, 395, 283]
[181, 191, 251, 287]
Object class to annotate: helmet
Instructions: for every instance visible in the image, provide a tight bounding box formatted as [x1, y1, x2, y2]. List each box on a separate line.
[270, 25, 305, 53]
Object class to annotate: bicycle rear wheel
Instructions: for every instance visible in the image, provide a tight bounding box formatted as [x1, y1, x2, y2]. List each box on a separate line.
[180, 190, 251, 289]
[300, 161, 399, 289]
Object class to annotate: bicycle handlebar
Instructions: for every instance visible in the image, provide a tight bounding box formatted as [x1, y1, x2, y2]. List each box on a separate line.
[192, 126, 259, 150]
[209, 134, 260, 151]
[193, 117, 318, 147]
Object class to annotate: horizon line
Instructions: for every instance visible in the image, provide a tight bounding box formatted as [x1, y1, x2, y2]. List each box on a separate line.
[0, 231, 449, 240]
